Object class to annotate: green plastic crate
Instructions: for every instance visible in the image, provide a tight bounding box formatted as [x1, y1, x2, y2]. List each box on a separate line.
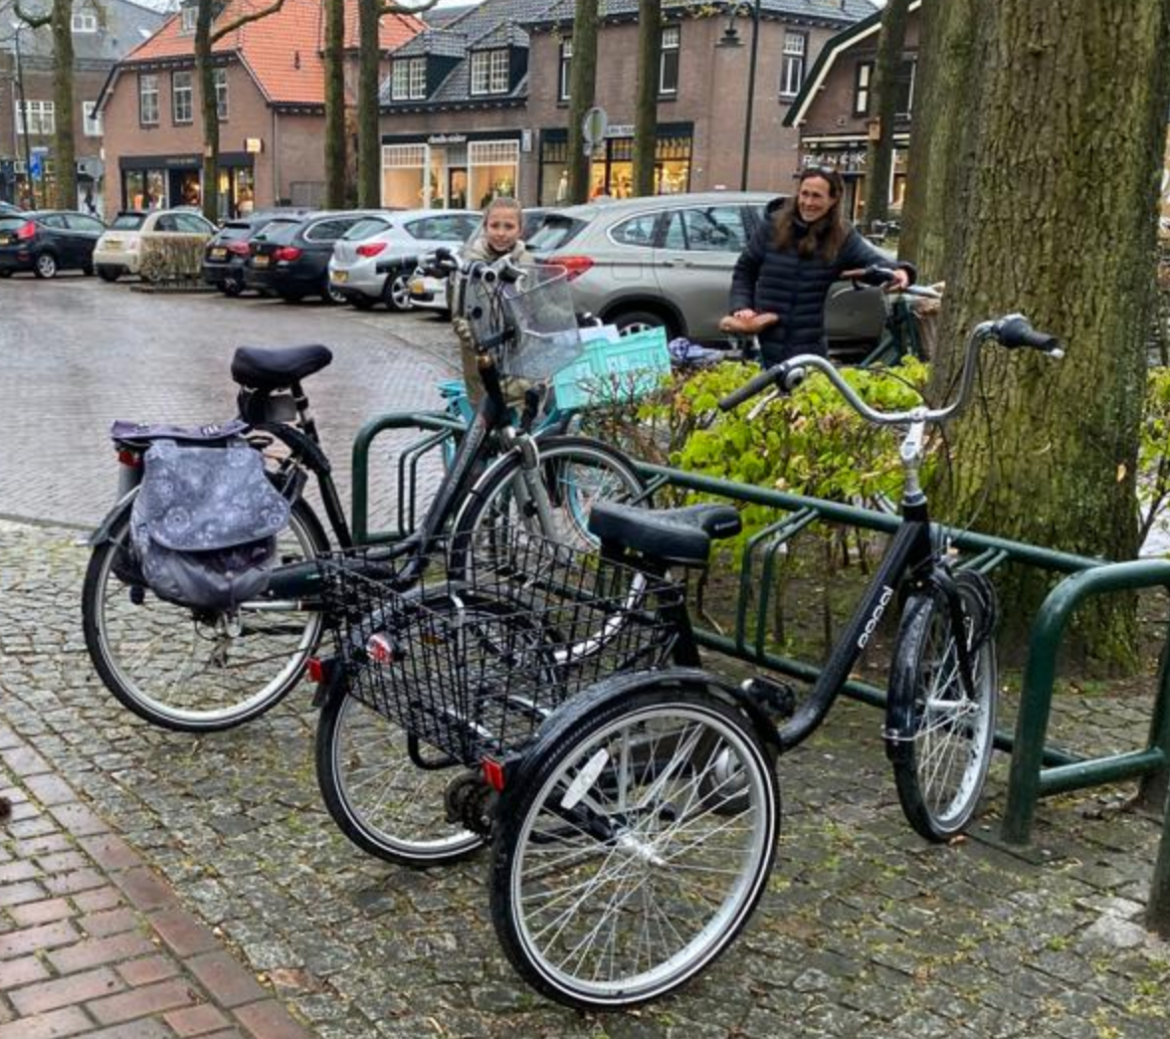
[552, 327, 671, 410]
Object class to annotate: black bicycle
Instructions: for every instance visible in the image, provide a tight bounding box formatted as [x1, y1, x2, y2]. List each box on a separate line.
[81, 257, 646, 732]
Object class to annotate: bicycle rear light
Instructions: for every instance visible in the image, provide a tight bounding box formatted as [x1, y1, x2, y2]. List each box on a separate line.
[482, 757, 506, 792]
[365, 633, 397, 665]
[306, 657, 326, 683]
[116, 449, 142, 468]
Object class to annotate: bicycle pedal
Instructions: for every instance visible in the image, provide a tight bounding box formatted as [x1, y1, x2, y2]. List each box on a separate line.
[741, 676, 796, 719]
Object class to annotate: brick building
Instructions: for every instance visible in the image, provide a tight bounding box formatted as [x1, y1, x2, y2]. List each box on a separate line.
[0, 0, 167, 212]
[379, 0, 876, 209]
[95, 0, 422, 218]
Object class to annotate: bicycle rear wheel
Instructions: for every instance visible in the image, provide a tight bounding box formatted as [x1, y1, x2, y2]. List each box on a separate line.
[489, 683, 779, 1010]
[81, 497, 327, 732]
[888, 573, 998, 842]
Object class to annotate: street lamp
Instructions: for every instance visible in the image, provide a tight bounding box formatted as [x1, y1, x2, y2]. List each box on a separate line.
[739, 0, 763, 191]
[10, 20, 36, 209]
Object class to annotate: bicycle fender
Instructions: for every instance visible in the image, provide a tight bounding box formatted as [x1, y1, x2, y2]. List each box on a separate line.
[884, 592, 933, 763]
[501, 667, 781, 796]
[88, 491, 137, 548]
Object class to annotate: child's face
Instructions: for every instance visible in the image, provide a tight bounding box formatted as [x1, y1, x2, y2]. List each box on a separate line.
[485, 210, 522, 253]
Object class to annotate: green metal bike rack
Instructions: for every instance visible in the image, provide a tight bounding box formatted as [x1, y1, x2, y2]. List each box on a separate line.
[1001, 559, 1170, 845]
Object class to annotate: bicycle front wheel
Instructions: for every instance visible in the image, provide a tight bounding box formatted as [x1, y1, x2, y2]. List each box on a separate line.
[452, 435, 645, 559]
[81, 498, 328, 732]
[489, 684, 779, 1010]
[888, 573, 998, 842]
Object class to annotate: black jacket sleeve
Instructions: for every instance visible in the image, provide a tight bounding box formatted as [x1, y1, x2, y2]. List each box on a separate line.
[730, 223, 768, 312]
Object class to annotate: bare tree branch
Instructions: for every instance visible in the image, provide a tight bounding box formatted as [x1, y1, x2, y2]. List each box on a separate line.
[211, 0, 287, 44]
[376, 0, 439, 15]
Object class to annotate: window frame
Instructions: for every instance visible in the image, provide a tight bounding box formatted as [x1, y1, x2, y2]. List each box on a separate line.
[853, 61, 873, 117]
[470, 49, 509, 96]
[779, 30, 807, 98]
[139, 73, 160, 127]
[83, 100, 102, 137]
[14, 99, 55, 136]
[391, 57, 427, 101]
[214, 67, 229, 120]
[71, 10, 98, 33]
[172, 70, 194, 125]
[558, 39, 572, 102]
[180, 6, 197, 34]
[659, 25, 679, 96]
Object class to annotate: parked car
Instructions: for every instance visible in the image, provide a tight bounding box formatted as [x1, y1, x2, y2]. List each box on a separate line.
[0, 209, 107, 278]
[408, 207, 557, 314]
[93, 208, 216, 281]
[328, 208, 480, 311]
[0, 200, 25, 217]
[246, 210, 391, 303]
[526, 192, 893, 357]
[202, 210, 310, 296]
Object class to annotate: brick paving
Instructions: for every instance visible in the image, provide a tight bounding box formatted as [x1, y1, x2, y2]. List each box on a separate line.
[3, 282, 1170, 1037]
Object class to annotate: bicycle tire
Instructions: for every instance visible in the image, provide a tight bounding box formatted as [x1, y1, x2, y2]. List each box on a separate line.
[316, 587, 559, 865]
[888, 573, 998, 842]
[450, 435, 645, 568]
[489, 682, 779, 1010]
[81, 496, 328, 733]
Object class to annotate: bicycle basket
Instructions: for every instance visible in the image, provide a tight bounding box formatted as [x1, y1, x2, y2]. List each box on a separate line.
[316, 531, 683, 767]
[463, 265, 583, 382]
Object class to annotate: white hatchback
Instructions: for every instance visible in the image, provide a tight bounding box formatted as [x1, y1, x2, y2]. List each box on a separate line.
[93, 208, 216, 281]
[327, 208, 480, 311]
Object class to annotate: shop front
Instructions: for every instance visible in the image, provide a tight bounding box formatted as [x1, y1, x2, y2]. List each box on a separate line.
[538, 123, 693, 206]
[381, 131, 524, 211]
[119, 153, 255, 217]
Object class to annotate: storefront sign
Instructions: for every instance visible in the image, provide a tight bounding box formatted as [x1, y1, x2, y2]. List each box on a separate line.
[428, 134, 467, 145]
[604, 124, 634, 139]
[244, 138, 263, 154]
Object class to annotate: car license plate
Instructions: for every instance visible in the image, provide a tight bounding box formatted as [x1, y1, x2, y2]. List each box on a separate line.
[331, 269, 347, 284]
[410, 278, 425, 294]
[253, 255, 270, 268]
[0, 234, 12, 246]
[210, 247, 227, 260]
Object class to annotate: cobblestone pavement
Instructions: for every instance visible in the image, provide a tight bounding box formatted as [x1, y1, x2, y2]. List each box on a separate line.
[3, 282, 1170, 1037]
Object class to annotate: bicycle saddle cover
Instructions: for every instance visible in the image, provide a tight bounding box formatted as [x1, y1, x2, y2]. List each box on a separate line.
[588, 502, 742, 566]
[231, 345, 333, 391]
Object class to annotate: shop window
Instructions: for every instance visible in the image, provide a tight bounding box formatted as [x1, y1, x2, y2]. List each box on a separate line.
[470, 49, 509, 95]
[214, 68, 228, 121]
[139, 74, 159, 126]
[83, 101, 102, 137]
[382, 143, 428, 208]
[172, 71, 193, 125]
[14, 99, 55, 136]
[559, 39, 572, 102]
[780, 31, 806, 98]
[659, 26, 679, 96]
[392, 58, 427, 100]
[854, 62, 872, 117]
[469, 139, 519, 207]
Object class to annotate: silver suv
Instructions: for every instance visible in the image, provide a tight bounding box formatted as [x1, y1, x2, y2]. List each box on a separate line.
[528, 191, 888, 355]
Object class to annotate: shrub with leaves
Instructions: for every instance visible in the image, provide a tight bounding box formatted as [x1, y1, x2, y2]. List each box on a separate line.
[138, 235, 208, 284]
[1139, 366, 1170, 547]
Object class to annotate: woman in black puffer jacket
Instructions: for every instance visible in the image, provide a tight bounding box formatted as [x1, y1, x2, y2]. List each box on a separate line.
[730, 166, 915, 365]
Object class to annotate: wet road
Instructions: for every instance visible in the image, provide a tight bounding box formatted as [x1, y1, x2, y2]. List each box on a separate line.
[0, 274, 460, 529]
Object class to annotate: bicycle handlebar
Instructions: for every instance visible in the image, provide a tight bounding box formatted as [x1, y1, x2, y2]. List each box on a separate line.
[717, 313, 1063, 425]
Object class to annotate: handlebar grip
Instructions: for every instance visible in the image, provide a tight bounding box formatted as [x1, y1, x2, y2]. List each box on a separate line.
[842, 264, 898, 287]
[719, 364, 784, 411]
[994, 314, 1063, 355]
[496, 260, 523, 284]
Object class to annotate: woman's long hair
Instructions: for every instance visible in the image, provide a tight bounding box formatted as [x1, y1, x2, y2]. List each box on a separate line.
[772, 167, 850, 261]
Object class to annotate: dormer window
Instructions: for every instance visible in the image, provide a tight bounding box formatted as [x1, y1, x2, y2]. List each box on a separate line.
[391, 57, 427, 100]
[71, 9, 98, 33]
[180, 6, 197, 34]
[470, 49, 509, 96]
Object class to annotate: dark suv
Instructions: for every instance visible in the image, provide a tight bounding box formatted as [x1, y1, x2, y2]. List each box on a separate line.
[202, 211, 309, 296]
[0, 209, 106, 279]
[245, 210, 387, 303]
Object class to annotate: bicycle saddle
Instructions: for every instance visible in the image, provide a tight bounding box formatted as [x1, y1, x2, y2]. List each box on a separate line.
[588, 502, 742, 566]
[231, 345, 334, 391]
[719, 312, 780, 337]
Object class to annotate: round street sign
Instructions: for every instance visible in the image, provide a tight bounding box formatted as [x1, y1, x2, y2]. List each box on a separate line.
[582, 106, 608, 147]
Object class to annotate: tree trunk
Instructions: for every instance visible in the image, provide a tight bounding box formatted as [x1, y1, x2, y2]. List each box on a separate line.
[196, 0, 219, 223]
[324, 0, 347, 209]
[565, 0, 599, 204]
[357, 0, 381, 208]
[898, 0, 986, 273]
[631, 0, 660, 198]
[930, 0, 1170, 669]
[51, 0, 76, 210]
[861, 0, 909, 231]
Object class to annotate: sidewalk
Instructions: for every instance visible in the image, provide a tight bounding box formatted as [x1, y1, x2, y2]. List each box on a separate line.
[4, 516, 1170, 1039]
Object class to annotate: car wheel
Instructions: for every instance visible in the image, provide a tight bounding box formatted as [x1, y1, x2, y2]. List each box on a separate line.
[222, 279, 243, 298]
[33, 252, 58, 279]
[323, 277, 348, 305]
[610, 308, 672, 339]
[96, 266, 120, 283]
[82, 263, 94, 277]
[383, 270, 412, 312]
[0, 270, 12, 279]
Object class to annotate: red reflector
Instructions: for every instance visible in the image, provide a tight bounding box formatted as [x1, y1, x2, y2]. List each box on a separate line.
[16, 221, 36, 241]
[306, 657, 325, 683]
[227, 241, 250, 256]
[546, 255, 593, 282]
[482, 758, 506, 792]
[366, 633, 396, 664]
[116, 449, 142, 467]
[274, 246, 302, 262]
[356, 242, 386, 257]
